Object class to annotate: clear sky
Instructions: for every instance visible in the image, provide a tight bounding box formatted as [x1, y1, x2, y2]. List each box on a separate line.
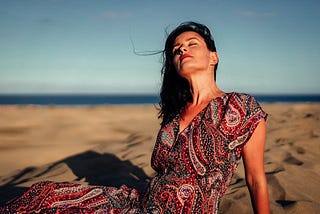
[1, 0, 319, 95]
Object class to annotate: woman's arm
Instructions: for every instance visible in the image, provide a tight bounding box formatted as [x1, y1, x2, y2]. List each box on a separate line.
[242, 119, 270, 214]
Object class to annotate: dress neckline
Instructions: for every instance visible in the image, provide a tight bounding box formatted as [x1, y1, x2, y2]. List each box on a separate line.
[175, 92, 230, 135]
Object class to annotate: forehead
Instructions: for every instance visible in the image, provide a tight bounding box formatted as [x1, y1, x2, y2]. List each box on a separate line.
[174, 31, 205, 45]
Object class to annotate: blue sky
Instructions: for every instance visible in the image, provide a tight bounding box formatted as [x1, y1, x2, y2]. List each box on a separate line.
[0, 0, 319, 94]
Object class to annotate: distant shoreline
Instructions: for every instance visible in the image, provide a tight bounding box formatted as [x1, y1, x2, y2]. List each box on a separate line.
[0, 94, 320, 105]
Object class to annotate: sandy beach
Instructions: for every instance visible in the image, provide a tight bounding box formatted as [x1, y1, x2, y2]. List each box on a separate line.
[0, 103, 319, 213]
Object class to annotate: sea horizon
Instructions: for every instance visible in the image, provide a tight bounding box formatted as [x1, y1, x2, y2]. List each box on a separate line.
[0, 93, 320, 105]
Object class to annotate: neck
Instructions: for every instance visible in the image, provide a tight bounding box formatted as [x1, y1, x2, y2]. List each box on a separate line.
[186, 72, 224, 106]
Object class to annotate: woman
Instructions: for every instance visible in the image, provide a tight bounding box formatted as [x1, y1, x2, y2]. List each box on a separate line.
[143, 21, 270, 213]
[1, 22, 269, 213]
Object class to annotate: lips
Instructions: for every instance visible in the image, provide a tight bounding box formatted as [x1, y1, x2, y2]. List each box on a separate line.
[180, 54, 192, 62]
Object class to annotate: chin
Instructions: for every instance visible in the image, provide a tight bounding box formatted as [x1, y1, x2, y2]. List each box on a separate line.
[177, 66, 201, 78]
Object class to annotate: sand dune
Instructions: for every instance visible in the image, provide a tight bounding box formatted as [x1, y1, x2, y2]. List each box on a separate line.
[0, 103, 319, 213]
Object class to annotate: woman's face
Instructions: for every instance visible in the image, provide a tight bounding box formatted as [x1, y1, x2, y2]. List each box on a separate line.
[172, 31, 217, 78]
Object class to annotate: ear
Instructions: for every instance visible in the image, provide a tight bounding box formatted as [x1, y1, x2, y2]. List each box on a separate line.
[209, 51, 219, 66]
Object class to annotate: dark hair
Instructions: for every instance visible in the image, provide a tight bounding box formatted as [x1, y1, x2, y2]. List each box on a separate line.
[159, 21, 218, 126]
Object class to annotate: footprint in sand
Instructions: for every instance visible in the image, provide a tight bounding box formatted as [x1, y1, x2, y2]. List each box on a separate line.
[295, 146, 305, 154]
[310, 130, 320, 138]
[283, 153, 304, 166]
[266, 174, 286, 201]
[303, 113, 313, 118]
[275, 138, 293, 147]
[275, 200, 297, 208]
[264, 162, 285, 175]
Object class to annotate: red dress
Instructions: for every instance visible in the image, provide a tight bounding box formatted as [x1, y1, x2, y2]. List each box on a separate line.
[0, 92, 267, 214]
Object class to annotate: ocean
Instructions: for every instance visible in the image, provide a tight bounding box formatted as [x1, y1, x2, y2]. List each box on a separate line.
[0, 94, 319, 105]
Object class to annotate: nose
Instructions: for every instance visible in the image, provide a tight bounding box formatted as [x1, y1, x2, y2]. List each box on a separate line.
[177, 45, 187, 55]
[181, 45, 187, 52]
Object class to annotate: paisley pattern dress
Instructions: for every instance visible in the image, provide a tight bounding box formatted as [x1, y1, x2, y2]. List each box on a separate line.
[0, 92, 267, 214]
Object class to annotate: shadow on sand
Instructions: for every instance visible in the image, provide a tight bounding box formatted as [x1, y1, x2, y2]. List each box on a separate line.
[0, 150, 151, 206]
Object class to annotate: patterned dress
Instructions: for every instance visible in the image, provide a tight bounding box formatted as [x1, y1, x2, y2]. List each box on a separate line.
[0, 92, 267, 214]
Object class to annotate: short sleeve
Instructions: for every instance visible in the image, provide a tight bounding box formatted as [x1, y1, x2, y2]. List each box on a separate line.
[241, 94, 267, 131]
[226, 93, 267, 150]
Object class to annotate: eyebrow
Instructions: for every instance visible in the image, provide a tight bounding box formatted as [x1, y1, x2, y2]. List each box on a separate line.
[173, 37, 201, 48]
